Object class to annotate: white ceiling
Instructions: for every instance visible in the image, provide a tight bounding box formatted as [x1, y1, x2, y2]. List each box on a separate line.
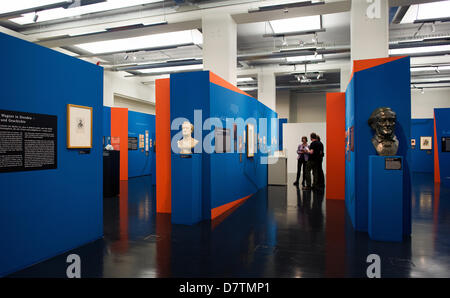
[1, 0, 450, 92]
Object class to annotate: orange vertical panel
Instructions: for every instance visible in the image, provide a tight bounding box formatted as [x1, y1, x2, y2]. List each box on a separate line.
[326, 92, 346, 200]
[156, 78, 171, 213]
[111, 107, 128, 181]
[434, 114, 441, 183]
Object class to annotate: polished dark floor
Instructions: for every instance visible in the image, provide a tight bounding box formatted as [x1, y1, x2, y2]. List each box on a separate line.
[8, 172, 450, 278]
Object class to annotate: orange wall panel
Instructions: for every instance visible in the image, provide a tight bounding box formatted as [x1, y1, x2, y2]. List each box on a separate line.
[111, 107, 128, 181]
[156, 79, 171, 213]
[326, 92, 346, 199]
[209, 72, 254, 98]
[434, 115, 441, 183]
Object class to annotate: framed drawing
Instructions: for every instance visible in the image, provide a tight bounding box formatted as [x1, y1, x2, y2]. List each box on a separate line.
[247, 124, 255, 157]
[67, 104, 92, 148]
[420, 136, 432, 150]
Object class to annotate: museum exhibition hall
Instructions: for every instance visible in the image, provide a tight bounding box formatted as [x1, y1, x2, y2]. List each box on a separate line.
[1, 0, 450, 280]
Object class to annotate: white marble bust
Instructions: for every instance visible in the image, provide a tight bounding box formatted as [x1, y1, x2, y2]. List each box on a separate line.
[177, 121, 199, 154]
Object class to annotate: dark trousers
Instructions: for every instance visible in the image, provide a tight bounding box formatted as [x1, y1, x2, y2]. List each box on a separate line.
[295, 158, 307, 185]
[304, 159, 321, 188]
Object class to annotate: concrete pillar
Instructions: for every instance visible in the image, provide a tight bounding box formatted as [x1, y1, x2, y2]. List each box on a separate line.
[202, 14, 237, 86]
[276, 89, 291, 121]
[258, 69, 276, 111]
[340, 63, 352, 92]
[350, 0, 389, 61]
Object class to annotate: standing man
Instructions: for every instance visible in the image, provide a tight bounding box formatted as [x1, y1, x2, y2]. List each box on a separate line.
[305, 133, 323, 190]
[293, 136, 309, 187]
[316, 135, 325, 188]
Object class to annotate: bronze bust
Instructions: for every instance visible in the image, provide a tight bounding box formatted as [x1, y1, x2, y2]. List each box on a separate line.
[368, 107, 399, 156]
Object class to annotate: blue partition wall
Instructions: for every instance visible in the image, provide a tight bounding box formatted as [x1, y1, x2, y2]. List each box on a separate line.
[345, 57, 412, 236]
[128, 111, 155, 178]
[103, 107, 156, 180]
[434, 108, 450, 186]
[411, 119, 434, 173]
[170, 71, 278, 223]
[0, 33, 103, 276]
[279, 118, 287, 151]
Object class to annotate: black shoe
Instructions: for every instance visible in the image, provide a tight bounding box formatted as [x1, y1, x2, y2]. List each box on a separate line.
[293, 181, 299, 186]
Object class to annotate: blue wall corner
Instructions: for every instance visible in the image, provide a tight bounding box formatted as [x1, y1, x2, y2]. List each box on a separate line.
[0, 32, 103, 276]
[345, 57, 412, 236]
[435, 108, 450, 186]
[411, 118, 434, 173]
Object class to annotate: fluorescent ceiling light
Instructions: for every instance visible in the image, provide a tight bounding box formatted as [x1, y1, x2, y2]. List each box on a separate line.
[0, 0, 71, 15]
[411, 77, 450, 83]
[237, 77, 255, 83]
[69, 28, 107, 37]
[389, 45, 450, 55]
[286, 54, 323, 62]
[10, 0, 163, 25]
[76, 29, 202, 54]
[138, 64, 203, 74]
[411, 66, 450, 72]
[269, 15, 321, 34]
[240, 86, 257, 91]
[401, 0, 450, 24]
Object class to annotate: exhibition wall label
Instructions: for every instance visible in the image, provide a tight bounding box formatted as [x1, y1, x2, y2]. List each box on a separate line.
[0, 109, 57, 173]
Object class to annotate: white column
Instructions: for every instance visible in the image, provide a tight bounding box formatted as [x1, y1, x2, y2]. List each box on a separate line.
[202, 14, 237, 86]
[350, 0, 389, 61]
[258, 69, 276, 111]
[340, 63, 351, 92]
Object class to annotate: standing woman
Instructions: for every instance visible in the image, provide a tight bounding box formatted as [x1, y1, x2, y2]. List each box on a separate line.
[294, 136, 309, 187]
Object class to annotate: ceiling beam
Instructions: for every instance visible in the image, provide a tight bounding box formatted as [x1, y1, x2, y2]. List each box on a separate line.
[37, 20, 201, 48]
[232, 0, 350, 24]
[30, 0, 352, 48]
[388, 0, 447, 7]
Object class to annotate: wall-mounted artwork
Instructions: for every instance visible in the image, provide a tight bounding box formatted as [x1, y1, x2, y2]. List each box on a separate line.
[420, 136, 432, 150]
[139, 134, 145, 149]
[215, 127, 231, 153]
[247, 124, 255, 157]
[67, 104, 92, 148]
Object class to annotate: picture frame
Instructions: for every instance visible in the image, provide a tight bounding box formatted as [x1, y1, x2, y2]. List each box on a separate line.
[420, 136, 432, 150]
[67, 104, 93, 149]
[246, 124, 255, 157]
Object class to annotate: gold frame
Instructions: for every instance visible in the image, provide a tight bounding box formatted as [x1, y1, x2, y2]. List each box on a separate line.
[67, 104, 93, 149]
[246, 124, 255, 158]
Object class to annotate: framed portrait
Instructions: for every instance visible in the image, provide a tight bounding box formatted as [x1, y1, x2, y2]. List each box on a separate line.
[420, 136, 432, 150]
[67, 104, 92, 148]
[246, 124, 255, 157]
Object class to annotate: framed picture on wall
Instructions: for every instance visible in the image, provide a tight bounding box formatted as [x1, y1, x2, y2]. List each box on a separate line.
[67, 104, 93, 148]
[420, 136, 432, 150]
[247, 124, 255, 157]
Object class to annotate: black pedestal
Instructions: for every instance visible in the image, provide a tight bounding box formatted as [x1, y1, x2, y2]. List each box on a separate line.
[103, 150, 120, 197]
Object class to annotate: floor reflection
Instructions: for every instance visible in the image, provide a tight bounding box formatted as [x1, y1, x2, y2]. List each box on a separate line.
[8, 172, 450, 278]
